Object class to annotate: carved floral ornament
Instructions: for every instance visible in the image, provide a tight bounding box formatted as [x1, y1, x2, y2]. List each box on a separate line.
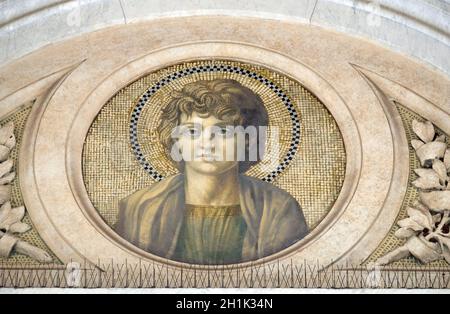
[0, 122, 51, 263]
[377, 120, 450, 266]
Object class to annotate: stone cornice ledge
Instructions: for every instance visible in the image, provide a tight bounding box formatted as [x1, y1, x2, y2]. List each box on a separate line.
[0, 0, 449, 74]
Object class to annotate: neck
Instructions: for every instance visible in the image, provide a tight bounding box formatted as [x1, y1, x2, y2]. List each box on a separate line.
[184, 166, 240, 206]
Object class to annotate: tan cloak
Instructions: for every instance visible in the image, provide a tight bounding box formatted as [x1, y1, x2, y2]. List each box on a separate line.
[115, 174, 309, 262]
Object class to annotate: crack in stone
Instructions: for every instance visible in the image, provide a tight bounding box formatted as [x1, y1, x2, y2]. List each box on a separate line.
[118, 0, 127, 24]
[309, 0, 319, 24]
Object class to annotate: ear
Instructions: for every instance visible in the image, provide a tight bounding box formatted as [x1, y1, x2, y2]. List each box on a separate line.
[169, 140, 183, 162]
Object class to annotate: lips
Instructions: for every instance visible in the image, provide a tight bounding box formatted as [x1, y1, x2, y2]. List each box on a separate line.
[196, 154, 216, 161]
[193, 152, 221, 161]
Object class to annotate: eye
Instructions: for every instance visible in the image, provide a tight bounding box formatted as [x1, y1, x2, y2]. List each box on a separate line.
[183, 127, 201, 138]
[217, 126, 234, 138]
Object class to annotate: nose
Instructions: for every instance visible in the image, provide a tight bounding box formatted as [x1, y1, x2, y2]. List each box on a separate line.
[200, 128, 215, 150]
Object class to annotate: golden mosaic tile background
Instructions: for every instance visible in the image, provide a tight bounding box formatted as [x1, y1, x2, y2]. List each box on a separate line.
[82, 59, 346, 231]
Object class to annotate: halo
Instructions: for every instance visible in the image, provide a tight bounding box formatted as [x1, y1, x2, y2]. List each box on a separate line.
[129, 61, 301, 182]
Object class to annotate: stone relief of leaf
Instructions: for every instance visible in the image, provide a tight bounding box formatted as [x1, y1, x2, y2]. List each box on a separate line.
[0, 202, 26, 231]
[415, 141, 447, 167]
[444, 149, 450, 170]
[433, 160, 449, 183]
[0, 146, 10, 162]
[439, 236, 450, 263]
[411, 139, 424, 150]
[412, 120, 435, 143]
[442, 243, 450, 263]
[0, 172, 15, 185]
[394, 228, 416, 239]
[0, 202, 31, 234]
[406, 206, 432, 229]
[420, 191, 450, 212]
[432, 213, 442, 224]
[397, 217, 424, 231]
[376, 120, 450, 266]
[0, 122, 52, 263]
[407, 235, 442, 264]
[0, 159, 13, 178]
[413, 168, 443, 190]
[0, 123, 16, 150]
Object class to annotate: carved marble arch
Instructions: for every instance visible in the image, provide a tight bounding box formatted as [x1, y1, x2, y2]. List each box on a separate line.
[0, 15, 449, 286]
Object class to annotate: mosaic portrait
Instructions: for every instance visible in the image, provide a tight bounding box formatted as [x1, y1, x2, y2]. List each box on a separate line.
[82, 60, 346, 265]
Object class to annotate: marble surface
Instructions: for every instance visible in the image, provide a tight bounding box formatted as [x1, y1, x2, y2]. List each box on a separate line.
[0, 0, 448, 76]
[0, 15, 445, 268]
[0, 2, 448, 282]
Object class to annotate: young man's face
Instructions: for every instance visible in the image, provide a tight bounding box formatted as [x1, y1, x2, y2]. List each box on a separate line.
[173, 112, 243, 175]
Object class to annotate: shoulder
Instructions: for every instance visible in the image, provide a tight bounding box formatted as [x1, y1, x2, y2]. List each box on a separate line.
[119, 174, 184, 208]
[115, 174, 184, 236]
[239, 174, 305, 227]
[239, 175, 308, 256]
[239, 175, 299, 207]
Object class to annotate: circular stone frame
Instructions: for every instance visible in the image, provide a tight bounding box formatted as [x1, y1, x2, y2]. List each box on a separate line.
[19, 41, 407, 270]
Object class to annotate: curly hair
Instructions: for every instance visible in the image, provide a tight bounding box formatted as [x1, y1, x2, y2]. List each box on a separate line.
[158, 79, 269, 172]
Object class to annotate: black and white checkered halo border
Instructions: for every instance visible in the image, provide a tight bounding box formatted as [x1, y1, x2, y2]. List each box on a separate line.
[129, 63, 301, 182]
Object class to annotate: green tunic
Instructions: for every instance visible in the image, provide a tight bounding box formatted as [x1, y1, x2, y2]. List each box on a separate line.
[172, 204, 247, 265]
